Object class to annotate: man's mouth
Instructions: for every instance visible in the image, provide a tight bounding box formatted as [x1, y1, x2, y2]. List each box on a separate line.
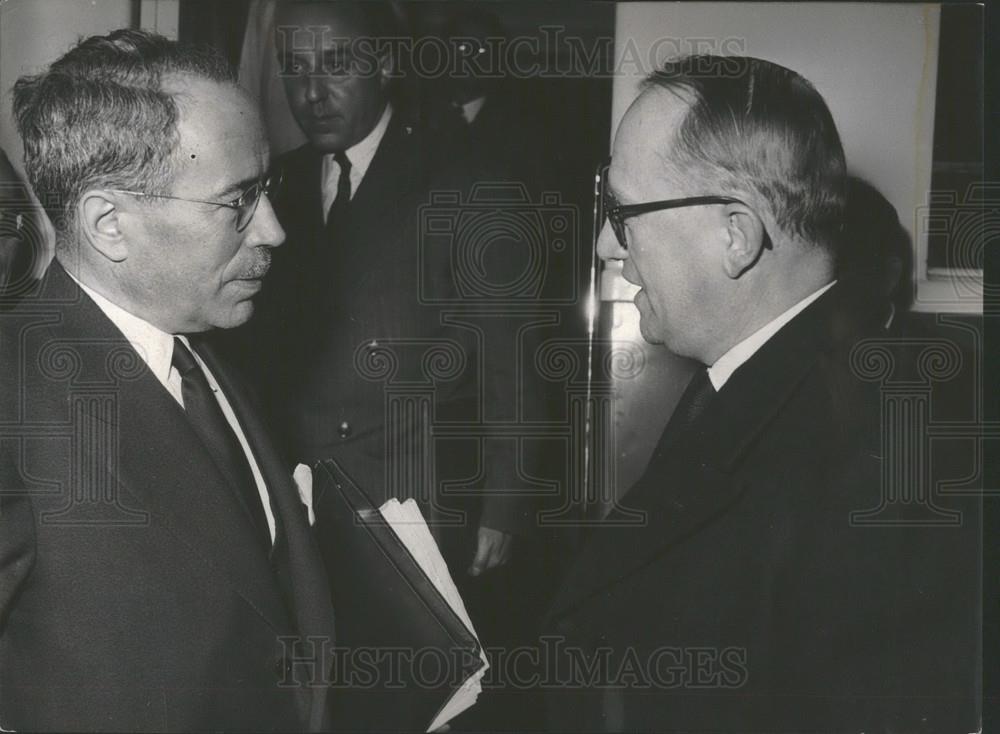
[308, 114, 342, 131]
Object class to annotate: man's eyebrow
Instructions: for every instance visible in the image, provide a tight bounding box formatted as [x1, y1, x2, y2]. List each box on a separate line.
[216, 175, 260, 201]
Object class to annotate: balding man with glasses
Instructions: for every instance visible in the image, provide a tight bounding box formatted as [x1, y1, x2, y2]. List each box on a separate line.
[0, 30, 337, 732]
[543, 56, 978, 733]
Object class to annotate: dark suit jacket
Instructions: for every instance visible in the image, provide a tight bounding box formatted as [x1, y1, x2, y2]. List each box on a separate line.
[543, 285, 980, 732]
[0, 261, 336, 732]
[228, 114, 535, 549]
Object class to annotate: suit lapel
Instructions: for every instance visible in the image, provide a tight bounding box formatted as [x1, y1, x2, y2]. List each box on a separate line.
[550, 285, 861, 618]
[349, 115, 424, 214]
[280, 116, 422, 239]
[193, 337, 286, 546]
[40, 262, 290, 631]
[196, 337, 337, 729]
[196, 337, 337, 632]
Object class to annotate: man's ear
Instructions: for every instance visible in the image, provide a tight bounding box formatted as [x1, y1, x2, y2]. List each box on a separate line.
[79, 191, 128, 263]
[722, 203, 767, 279]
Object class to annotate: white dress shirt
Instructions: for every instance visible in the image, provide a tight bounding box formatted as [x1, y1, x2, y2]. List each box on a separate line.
[70, 274, 276, 542]
[321, 102, 393, 223]
[707, 280, 836, 391]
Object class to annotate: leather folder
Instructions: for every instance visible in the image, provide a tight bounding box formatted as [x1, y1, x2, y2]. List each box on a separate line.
[312, 459, 486, 732]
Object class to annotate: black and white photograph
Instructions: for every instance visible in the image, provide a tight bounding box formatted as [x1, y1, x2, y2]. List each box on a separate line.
[0, 0, 993, 731]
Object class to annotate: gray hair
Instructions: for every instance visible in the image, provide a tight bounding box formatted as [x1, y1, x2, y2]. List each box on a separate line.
[645, 55, 846, 250]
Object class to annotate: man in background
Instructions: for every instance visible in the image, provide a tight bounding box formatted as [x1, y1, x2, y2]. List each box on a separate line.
[0, 30, 335, 731]
[237, 0, 537, 583]
[544, 55, 979, 732]
[837, 174, 914, 329]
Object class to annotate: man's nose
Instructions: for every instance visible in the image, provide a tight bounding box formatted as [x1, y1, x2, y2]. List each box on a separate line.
[596, 219, 627, 261]
[304, 75, 327, 103]
[247, 193, 286, 249]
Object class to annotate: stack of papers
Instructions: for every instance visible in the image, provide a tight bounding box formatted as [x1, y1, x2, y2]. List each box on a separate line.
[377, 498, 490, 732]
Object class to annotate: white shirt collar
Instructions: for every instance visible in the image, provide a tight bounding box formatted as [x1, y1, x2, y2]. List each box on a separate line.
[707, 280, 837, 391]
[67, 271, 175, 389]
[459, 96, 486, 124]
[67, 270, 277, 542]
[321, 102, 392, 214]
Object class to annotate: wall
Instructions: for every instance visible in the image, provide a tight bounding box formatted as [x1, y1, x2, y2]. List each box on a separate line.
[0, 0, 135, 172]
[0, 0, 135, 270]
[610, 3, 939, 248]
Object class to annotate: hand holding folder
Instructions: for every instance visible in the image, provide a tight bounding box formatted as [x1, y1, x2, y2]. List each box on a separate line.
[313, 459, 489, 732]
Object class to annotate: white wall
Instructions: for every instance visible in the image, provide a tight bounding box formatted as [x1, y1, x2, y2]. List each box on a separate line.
[609, 2, 939, 257]
[0, 0, 135, 173]
[0, 0, 134, 270]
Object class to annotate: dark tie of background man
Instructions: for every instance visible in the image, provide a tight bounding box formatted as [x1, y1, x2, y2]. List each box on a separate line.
[172, 337, 273, 550]
[325, 150, 352, 236]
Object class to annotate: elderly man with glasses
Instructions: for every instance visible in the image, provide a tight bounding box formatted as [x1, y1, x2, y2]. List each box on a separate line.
[543, 55, 978, 732]
[0, 30, 337, 732]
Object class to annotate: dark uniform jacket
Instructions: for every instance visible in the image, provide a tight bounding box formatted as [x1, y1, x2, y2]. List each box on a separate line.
[227, 115, 537, 566]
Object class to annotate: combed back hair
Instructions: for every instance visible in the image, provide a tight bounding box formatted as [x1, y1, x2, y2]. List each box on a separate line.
[644, 55, 847, 249]
[12, 29, 237, 247]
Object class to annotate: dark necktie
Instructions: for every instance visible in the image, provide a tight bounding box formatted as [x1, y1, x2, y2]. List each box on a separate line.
[650, 367, 717, 460]
[171, 337, 272, 550]
[673, 368, 716, 432]
[325, 150, 352, 234]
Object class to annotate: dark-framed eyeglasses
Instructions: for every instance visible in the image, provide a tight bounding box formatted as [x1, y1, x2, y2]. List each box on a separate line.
[111, 171, 283, 232]
[596, 158, 750, 251]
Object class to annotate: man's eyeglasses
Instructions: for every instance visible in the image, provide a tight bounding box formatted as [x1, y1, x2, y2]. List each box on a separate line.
[597, 159, 749, 251]
[111, 172, 283, 232]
